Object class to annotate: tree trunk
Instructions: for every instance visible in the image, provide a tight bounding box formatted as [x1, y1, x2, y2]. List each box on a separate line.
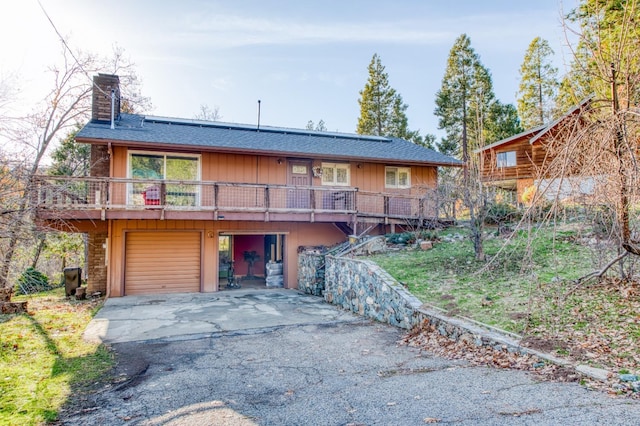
[0, 232, 19, 290]
[31, 234, 46, 269]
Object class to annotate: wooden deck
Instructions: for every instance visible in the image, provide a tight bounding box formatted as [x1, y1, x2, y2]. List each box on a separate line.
[31, 176, 439, 225]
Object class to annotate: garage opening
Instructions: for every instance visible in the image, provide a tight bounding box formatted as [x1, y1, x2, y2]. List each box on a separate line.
[219, 233, 285, 290]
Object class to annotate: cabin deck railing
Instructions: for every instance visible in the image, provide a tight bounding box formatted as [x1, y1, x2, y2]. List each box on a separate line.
[31, 176, 437, 221]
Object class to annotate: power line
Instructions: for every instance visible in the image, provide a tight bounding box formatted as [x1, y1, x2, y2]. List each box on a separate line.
[37, 0, 110, 98]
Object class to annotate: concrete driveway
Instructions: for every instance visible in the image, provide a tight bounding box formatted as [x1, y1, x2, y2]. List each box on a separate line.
[67, 289, 640, 425]
[84, 289, 359, 344]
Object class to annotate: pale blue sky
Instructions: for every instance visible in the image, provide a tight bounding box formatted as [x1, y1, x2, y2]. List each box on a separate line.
[2, 0, 578, 140]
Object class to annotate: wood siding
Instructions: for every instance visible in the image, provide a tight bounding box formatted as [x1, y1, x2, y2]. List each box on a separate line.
[480, 137, 540, 182]
[112, 146, 437, 190]
[108, 219, 345, 297]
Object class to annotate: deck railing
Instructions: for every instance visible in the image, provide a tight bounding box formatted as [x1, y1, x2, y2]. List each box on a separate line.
[31, 176, 437, 220]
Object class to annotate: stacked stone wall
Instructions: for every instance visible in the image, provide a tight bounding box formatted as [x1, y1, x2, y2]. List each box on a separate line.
[297, 253, 325, 296]
[323, 256, 422, 329]
[87, 232, 107, 294]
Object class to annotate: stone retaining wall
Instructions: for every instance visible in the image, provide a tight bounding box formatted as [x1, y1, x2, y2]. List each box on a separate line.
[320, 254, 570, 364]
[297, 252, 325, 296]
[323, 256, 421, 329]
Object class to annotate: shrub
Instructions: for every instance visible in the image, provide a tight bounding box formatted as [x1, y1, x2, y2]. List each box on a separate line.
[417, 229, 439, 241]
[485, 202, 521, 225]
[385, 232, 416, 245]
[15, 267, 52, 295]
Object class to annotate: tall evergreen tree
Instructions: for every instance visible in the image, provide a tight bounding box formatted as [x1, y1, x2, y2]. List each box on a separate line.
[434, 34, 499, 260]
[486, 101, 523, 142]
[48, 126, 90, 177]
[559, 0, 640, 109]
[357, 54, 416, 140]
[434, 34, 495, 159]
[517, 37, 559, 128]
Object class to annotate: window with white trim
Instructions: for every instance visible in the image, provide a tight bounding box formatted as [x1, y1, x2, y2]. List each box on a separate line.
[321, 163, 350, 186]
[385, 167, 411, 189]
[128, 151, 201, 206]
[496, 151, 516, 168]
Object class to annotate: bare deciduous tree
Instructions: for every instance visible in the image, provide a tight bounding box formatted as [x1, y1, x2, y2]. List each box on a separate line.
[0, 42, 148, 307]
[527, 0, 640, 283]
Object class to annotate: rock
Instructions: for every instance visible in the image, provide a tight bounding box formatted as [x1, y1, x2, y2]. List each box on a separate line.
[0, 301, 28, 314]
[632, 382, 640, 393]
[533, 362, 546, 369]
[619, 374, 639, 382]
[419, 241, 433, 250]
[576, 365, 610, 383]
[0, 287, 13, 302]
[75, 287, 87, 300]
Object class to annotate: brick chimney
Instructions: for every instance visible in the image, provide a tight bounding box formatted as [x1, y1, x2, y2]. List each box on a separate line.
[91, 74, 120, 123]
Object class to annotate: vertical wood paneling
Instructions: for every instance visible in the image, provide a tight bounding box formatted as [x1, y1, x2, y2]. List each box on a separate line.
[125, 231, 201, 295]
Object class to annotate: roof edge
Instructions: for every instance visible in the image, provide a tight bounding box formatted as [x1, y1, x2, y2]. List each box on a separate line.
[475, 124, 547, 153]
[529, 95, 593, 144]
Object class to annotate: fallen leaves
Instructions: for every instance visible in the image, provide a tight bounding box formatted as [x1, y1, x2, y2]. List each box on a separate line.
[403, 320, 579, 383]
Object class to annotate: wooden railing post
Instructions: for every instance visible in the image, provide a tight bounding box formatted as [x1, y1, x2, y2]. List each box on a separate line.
[310, 187, 316, 211]
[353, 188, 358, 213]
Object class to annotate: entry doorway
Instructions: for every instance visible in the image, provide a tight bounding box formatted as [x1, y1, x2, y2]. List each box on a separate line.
[287, 160, 312, 209]
[218, 233, 285, 290]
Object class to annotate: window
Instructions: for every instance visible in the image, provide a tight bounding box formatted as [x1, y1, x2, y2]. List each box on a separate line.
[129, 152, 200, 206]
[496, 151, 516, 168]
[385, 167, 411, 189]
[321, 163, 350, 186]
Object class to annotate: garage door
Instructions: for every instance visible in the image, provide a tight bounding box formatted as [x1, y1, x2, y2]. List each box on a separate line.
[125, 232, 201, 295]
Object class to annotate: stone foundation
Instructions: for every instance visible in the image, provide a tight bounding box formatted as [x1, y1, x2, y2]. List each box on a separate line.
[87, 232, 107, 294]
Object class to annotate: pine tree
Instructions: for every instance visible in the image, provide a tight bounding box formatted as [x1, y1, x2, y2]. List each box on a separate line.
[49, 126, 90, 177]
[357, 54, 415, 140]
[434, 34, 495, 160]
[434, 34, 503, 261]
[517, 37, 559, 128]
[486, 101, 523, 142]
[557, 0, 640, 112]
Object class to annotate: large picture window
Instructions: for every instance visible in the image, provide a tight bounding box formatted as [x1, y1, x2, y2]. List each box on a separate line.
[129, 152, 200, 206]
[321, 163, 350, 186]
[496, 151, 516, 168]
[385, 167, 410, 189]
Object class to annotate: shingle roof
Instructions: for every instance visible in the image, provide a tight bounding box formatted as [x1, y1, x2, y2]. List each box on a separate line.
[76, 114, 462, 167]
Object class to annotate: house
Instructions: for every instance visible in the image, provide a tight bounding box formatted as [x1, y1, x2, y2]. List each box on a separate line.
[33, 74, 461, 297]
[478, 97, 592, 203]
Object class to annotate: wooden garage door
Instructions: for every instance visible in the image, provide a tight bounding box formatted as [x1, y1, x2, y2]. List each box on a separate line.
[125, 232, 201, 295]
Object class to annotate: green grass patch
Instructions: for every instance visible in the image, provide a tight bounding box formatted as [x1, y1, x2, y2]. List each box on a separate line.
[0, 288, 114, 425]
[372, 225, 596, 334]
[373, 224, 640, 371]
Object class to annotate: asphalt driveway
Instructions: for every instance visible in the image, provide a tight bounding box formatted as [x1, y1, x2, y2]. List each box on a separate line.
[65, 290, 640, 425]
